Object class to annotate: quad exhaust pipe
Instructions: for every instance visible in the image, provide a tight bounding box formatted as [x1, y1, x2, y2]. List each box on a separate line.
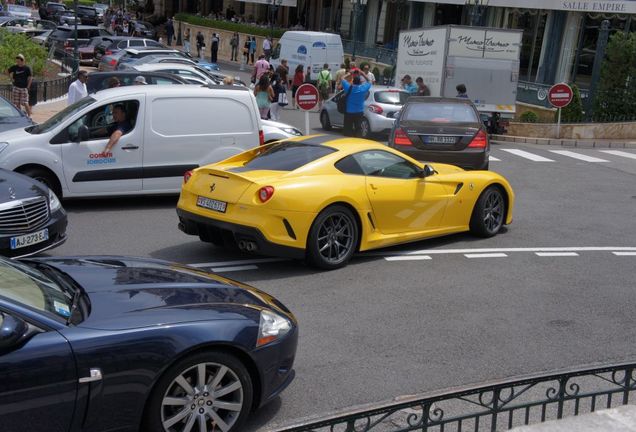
[238, 240, 257, 253]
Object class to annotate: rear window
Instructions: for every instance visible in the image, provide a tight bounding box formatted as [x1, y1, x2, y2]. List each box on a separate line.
[231, 143, 336, 172]
[51, 28, 72, 38]
[403, 102, 478, 123]
[78, 7, 97, 15]
[374, 91, 410, 105]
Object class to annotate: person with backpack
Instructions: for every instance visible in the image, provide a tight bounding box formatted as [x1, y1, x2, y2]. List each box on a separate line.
[317, 64, 332, 110]
[340, 71, 371, 137]
[270, 73, 287, 121]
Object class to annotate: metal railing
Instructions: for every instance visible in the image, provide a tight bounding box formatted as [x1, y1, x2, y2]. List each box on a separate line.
[342, 39, 397, 65]
[270, 362, 636, 432]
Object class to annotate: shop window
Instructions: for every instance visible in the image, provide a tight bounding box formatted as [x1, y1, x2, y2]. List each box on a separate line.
[507, 9, 548, 82]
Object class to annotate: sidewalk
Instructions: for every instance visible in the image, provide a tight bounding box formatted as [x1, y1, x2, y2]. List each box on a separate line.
[31, 98, 68, 124]
[491, 134, 636, 149]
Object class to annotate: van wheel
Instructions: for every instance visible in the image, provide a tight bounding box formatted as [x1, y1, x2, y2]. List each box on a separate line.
[320, 111, 332, 131]
[19, 167, 62, 198]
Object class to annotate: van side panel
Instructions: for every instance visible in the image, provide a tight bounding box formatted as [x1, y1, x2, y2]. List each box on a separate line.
[142, 95, 259, 192]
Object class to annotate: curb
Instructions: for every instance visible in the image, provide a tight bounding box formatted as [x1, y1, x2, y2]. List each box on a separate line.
[491, 134, 636, 149]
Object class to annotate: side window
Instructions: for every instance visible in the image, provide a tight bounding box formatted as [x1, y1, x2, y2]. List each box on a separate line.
[146, 40, 162, 47]
[353, 151, 420, 179]
[271, 44, 281, 60]
[117, 40, 127, 49]
[66, 100, 140, 142]
[129, 39, 144, 47]
[154, 77, 177, 85]
[335, 155, 364, 175]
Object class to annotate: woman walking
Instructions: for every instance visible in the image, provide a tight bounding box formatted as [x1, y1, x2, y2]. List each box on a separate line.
[183, 28, 191, 55]
[291, 64, 304, 109]
[249, 36, 256, 64]
[254, 75, 274, 119]
[270, 74, 286, 121]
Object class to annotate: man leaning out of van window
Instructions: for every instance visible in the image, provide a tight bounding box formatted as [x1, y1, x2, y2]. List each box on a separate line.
[97, 104, 132, 153]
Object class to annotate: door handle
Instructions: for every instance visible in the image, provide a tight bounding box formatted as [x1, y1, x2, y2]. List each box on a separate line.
[79, 368, 102, 383]
[370, 183, 378, 190]
[121, 145, 139, 151]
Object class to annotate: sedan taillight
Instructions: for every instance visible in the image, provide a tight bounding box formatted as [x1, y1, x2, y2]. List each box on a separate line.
[368, 104, 383, 114]
[467, 130, 488, 148]
[393, 128, 413, 146]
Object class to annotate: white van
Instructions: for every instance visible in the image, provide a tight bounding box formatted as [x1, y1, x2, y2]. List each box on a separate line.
[270, 31, 344, 81]
[0, 86, 263, 198]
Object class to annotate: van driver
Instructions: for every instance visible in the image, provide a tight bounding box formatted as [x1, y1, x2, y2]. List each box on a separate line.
[98, 104, 132, 153]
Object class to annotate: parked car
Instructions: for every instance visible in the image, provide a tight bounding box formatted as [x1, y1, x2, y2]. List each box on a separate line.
[72, 5, 98, 26]
[320, 86, 409, 138]
[261, 119, 303, 142]
[388, 97, 490, 170]
[0, 86, 266, 198]
[0, 95, 33, 133]
[116, 47, 220, 71]
[86, 71, 189, 93]
[44, 1, 67, 19]
[0, 169, 67, 258]
[32, 29, 52, 45]
[177, 136, 514, 269]
[0, 4, 32, 18]
[127, 62, 219, 86]
[94, 36, 163, 67]
[0, 255, 297, 431]
[46, 25, 112, 53]
[55, 9, 80, 26]
[128, 19, 156, 39]
[124, 54, 240, 83]
[92, 2, 107, 22]
[0, 17, 57, 29]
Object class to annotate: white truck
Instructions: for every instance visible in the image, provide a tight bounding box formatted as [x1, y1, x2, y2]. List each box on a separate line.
[395, 25, 522, 122]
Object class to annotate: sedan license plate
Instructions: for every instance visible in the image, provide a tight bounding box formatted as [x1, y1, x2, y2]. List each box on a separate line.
[426, 136, 456, 144]
[197, 196, 227, 213]
[10, 228, 49, 250]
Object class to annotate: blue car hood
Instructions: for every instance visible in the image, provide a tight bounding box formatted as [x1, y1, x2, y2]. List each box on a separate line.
[32, 256, 289, 330]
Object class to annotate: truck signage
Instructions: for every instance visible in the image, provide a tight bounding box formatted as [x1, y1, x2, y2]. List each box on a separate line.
[395, 27, 447, 97]
[448, 27, 521, 60]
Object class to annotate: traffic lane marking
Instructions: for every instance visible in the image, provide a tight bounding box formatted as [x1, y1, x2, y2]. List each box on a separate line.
[613, 252, 636, 256]
[500, 149, 555, 162]
[385, 255, 432, 261]
[210, 265, 258, 272]
[600, 150, 636, 160]
[535, 252, 579, 257]
[548, 150, 609, 163]
[489, 156, 501, 161]
[464, 253, 508, 258]
[190, 257, 288, 267]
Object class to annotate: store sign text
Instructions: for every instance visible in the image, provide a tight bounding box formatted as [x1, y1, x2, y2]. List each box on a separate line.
[403, 33, 436, 56]
[562, 1, 626, 12]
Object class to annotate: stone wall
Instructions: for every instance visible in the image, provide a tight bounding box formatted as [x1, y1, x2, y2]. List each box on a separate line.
[508, 121, 636, 140]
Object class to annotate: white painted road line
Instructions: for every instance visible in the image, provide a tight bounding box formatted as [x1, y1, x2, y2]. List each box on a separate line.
[211, 265, 259, 272]
[464, 253, 508, 258]
[363, 246, 636, 257]
[190, 257, 288, 268]
[501, 149, 555, 162]
[600, 150, 636, 160]
[385, 255, 432, 261]
[535, 252, 579, 257]
[548, 150, 609, 163]
[489, 156, 501, 161]
[613, 252, 636, 256]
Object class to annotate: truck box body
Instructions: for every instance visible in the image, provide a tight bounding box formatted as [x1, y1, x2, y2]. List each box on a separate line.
[395, 26, 522, 115]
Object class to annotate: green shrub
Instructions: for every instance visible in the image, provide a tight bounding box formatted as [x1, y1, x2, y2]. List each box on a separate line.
[175, 13, 285, 38]
[383, 66, 393, 79]
[62, 0, 97, 7]
[0, 30, 47, 77]
[372, 66, 380, 79]
[344, 57, 351, 69]
[560, 84, 584, 122]
[519, 111, 539, 123]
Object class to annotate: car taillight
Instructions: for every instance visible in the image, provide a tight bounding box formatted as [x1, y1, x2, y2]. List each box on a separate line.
[393, 128, 413, 146]
[368, 104, 383, 114]
[258, 186, 274, 203]
[183, 170, 193, 184]
[105, 50, 112, 55]
[109, 59, 117, 66]
[259, 130, 265, 146]
[467, 130, 488, 148]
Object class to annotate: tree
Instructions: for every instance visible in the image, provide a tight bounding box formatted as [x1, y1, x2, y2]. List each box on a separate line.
[0, 30, 47, 77]
[560, 84, 584, 122]
[593, 31, 636, 122]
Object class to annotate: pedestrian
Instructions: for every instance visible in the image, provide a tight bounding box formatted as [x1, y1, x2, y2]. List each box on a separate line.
[7, 54, 32, 117]
[252, 54, 270, 82]
[263, 36, 272, 60]
[317, 63, 332, 110]
[291, 64, 304, 109]
[196, 31, 204, 58]
[362, 64, 376, 84]
[243, 37, 251, 64]
[121, 20, 130, 36]
[183, 28, 191, 55]
[254, 75, 274, 119]
[165, 17, 174, 46]
[270, 73, 286, 121]
[249, 36, 256, 64]
[223, 75, 234, 86]
[107, 77, 120, 88]
[230, 32, 239, 61]
[67, 69, 88, 105]
[456, 83, 468, 98]
[304, 65, 312, 84]
[341, 72, 372, 137]
[401, 74, 417, 94]
[134, 75, 147, 85]
[415, 77, 431, 96]
[210, 33, 219, 63]
[334, 63, 346, 91]
[275, 58, 289, 89]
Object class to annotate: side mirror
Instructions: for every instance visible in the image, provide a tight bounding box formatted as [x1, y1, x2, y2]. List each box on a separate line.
[0, 313, 30, 353]
[420, 164, 435, 178]
[77, 125, 90, 142]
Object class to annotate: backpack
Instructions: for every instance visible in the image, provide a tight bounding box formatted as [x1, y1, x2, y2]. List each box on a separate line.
[337, 85, 352, 114]
[318, 70, 330, 89]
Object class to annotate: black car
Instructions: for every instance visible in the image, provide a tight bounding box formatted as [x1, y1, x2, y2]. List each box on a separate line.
[0, 169, 67, 258]
[46, 25, 112, 53]
[388, 97, 490, 170]
[0, 95, 33, 133]
[73, 5, 98, 26]
[86, 71, 189, 93]
[0, 255, 297, 432]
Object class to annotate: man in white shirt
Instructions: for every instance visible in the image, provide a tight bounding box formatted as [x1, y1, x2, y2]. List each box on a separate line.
[67, 70, 88, 105]
[362, 64, 376, 84]
[263, 36, 272, 60]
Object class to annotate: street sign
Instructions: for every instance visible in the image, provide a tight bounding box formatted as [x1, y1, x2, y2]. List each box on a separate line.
[295, 84, 319, 111]
[548, 83, 573, 108]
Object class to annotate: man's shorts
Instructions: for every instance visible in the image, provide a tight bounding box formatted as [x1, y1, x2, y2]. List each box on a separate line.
[12, 87, 28, 107]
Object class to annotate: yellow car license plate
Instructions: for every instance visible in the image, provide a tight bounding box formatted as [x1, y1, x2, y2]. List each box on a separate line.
[10, 228, 49, 250]
[197, 196, 227, 213]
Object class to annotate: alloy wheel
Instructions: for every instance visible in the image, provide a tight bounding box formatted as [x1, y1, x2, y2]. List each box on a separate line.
[161, 362, 244, 432]
[360, 118, 370, 138]
[316, 212, 355, 265]
[482, 189, 504, 233]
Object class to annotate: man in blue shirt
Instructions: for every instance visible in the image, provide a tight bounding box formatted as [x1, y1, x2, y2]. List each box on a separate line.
[341, 73, 372, 137]
[401, 74, 417, 94]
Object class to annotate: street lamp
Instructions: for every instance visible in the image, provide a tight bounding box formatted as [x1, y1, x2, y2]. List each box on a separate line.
[465, 0, 489, 27]
[350, 0, 367, 59]
[73, 0, 78, 74]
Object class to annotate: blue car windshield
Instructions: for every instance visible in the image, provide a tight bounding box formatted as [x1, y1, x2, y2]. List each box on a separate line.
[0, 259, 72, 320]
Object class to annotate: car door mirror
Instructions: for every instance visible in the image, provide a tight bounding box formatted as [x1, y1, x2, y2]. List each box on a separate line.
[420, 164, 435, 178]
[0, 313, 32, 354]
[77, 124, 90, 142]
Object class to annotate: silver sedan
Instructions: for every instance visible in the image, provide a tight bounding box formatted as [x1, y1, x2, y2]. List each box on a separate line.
[320, 86, 410, 138]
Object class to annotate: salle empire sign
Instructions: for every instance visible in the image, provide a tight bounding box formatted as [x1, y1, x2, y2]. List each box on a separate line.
[562, 1, 627, 11]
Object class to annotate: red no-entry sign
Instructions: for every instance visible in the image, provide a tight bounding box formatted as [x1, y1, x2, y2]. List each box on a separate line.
[295, 84, 319, 111]
[548, 83, 573, 108]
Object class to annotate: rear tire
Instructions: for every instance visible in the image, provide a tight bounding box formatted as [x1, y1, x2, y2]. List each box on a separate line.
[320, 110, 332, 131]
[469, 186, 505, 238]
[306, 205, 358, 270]
[359, 118, 371, 139]
[19, 167, 62, 198]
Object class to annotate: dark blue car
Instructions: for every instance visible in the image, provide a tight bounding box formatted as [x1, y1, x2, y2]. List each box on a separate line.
[0, 256, 298, 432]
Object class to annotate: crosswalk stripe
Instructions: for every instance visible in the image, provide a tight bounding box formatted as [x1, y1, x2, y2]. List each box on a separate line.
[548, 150, 609, 163]
[489, 156, 501, 161]
[600, 150, 636, 160]
[500, 149, 555, 162]
[613, 252, 636, 256]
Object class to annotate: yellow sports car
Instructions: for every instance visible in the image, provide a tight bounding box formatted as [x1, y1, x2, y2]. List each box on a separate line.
[177, 135, 514, 269]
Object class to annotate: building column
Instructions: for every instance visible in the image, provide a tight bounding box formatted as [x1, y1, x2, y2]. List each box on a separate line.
[376, 0, 387, 42]
[423, 2, 435, 27]
[556, 11, 582, 83]
[364, 0, 380, 45]
[536, 10, 566, 84]
[341, 0, 353, 38]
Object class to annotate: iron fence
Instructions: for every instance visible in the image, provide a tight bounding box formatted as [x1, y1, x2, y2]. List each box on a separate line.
[342, 39, 397, 66]
[270, 362, 636, 432]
